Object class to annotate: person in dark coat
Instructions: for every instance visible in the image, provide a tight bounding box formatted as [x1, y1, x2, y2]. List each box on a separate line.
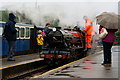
[43, 23, 51, 46]
[44, 23, 51, 35]
[3, 13, 17, 61]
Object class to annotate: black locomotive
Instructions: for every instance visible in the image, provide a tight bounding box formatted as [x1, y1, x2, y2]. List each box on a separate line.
[39, 27, 86, 64]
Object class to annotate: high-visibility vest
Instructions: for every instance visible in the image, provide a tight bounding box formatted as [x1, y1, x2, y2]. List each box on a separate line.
[36, 34, 44, 45]
[84, 18, 94, 48]
[85, 36, 92, 48]
[84, 18, 93, 36]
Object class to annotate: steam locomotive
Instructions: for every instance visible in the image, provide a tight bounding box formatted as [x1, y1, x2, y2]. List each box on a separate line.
[39, 27, 86, 64]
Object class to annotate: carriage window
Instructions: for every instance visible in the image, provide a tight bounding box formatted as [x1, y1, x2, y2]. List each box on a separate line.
[0, 27, 3, 36]
[20, 28, 25, 37]
[16, 27, 19, 38]
[26, 28, 30, 37]
[0, 23, 5, 36]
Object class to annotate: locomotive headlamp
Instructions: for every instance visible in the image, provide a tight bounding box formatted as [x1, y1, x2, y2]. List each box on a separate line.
[53, 28, 56, 31]
[58, 55, 62, 58]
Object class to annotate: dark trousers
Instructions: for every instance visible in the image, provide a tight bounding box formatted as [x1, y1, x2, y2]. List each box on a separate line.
[38, 45, 43, 53]
[8, 41, 16, 58]
[103, 41, 113, 64]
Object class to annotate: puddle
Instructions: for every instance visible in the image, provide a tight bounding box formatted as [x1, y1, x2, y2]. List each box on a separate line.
[73, 65, 85, 68]
[91, 62, 97, 64]
[82, 61, 86, 63]
[73, 65, 81, 68]
[55, 71, 60, 73]
[106, 68, 111, 70]
[85, 60, 91, 61]
[49, 71, 60, 75]
[49, 73, 54, 75]
[61, 71, 74, 73]
[55, 73, 80, 78]
[61, 66, 70, 70]
[82, 67, 92, 69]
[104, 66, 111, 70]
[85, 62, 97, 64]
[82, 60, 97, 64]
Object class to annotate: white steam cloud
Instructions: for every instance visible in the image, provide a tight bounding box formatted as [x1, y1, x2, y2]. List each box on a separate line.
[2, 2, 118, 32]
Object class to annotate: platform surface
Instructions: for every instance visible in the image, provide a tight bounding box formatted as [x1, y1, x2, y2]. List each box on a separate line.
[0, 53, 43, 69]
[33, 46, 119, 79]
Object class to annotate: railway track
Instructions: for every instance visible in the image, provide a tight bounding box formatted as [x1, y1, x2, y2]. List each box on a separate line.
[2, 59, 69, 80]
[2, 47, 102, 80]
[2, 60, 46, 80]
[8, 61, 69, 80]
[10, 65, 49, 80]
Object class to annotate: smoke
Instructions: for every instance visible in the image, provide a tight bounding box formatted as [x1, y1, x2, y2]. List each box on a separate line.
[2, 2, 118, 32]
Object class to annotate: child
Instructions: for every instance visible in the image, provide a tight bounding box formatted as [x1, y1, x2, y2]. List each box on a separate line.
[36, 30, 44, 53]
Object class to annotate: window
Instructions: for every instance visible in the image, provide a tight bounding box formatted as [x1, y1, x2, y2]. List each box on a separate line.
[0, 27, 3, 36]
[0, 23, 5, 36]
[20, 28, 25, 37]
[16, 27, 19, 38]
[26, 27, 30, 37]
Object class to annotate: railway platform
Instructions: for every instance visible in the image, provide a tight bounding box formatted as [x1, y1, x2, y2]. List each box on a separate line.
[0, 53, 44, 79]
[0, 53, 43, 69]
[31, 46, 119, 80]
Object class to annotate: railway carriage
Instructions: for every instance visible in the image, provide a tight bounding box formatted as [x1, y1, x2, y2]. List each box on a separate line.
[0, 21, 36, 57]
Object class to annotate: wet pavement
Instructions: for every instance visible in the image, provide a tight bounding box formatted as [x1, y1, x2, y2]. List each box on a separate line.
[35, 46, 119, 78]
[0, 53, 43, 69]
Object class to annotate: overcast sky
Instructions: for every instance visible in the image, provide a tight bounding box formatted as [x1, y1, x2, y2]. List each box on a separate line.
[0, 0, 119, 2]
[0, 0, 119, 33]
[0, 0, 119, 7]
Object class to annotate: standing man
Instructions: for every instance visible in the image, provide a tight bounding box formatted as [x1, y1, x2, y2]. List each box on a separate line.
[3, 13, 17, 61]
[43, 23, 51, 46]
[44, 23, 51, 35]
[83, 16, 94, 50]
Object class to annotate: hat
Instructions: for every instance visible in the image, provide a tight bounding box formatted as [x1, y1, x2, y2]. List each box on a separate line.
[83, 16, 87, 20]
[9, 13, 16, 20]
[38, 30, 42, 33]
